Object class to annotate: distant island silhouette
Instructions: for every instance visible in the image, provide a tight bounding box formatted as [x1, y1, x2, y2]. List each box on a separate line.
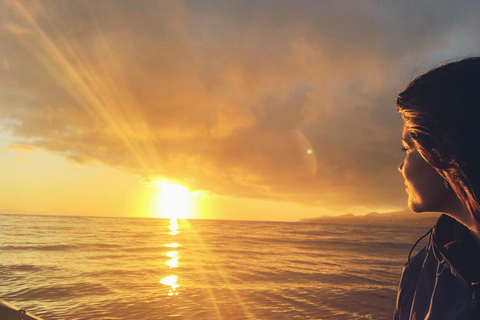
[300, 209, 441, 226]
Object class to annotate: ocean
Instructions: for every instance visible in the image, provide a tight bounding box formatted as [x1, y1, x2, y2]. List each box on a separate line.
[0, 214, 433, 320]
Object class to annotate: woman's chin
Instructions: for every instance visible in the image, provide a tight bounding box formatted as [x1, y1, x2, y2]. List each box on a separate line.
[408, 200, 425, 213]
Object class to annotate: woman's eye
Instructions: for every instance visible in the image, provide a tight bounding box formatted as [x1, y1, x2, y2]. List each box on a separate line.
[401, 147, 408, 152]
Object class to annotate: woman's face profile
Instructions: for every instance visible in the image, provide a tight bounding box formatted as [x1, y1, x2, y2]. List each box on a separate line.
[398, 125, 457, 213]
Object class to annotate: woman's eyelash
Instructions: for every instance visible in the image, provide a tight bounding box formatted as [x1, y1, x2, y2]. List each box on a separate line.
[401, 147, 408, 152]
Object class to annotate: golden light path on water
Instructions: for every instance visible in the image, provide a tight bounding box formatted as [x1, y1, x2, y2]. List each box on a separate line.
[153, 180, 258, 317]
[160, 218, 180, 296]
[156, 200, 255, 319]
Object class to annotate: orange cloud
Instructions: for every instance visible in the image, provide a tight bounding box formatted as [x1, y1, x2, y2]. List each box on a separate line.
[2, 1, 477, 213]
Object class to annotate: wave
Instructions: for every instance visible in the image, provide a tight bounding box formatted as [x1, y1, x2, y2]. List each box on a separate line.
[3, 282, 112, 302]
[0, 214, 413, 320]
[0, 264, 58, 272]
[0, 244, 79, 251]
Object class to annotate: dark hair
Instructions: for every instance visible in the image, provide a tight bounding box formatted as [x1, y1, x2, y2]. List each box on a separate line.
[397, 57, 480, 225]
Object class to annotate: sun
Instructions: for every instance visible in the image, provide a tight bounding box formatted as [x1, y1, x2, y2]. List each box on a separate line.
[153, 180, 192, 219]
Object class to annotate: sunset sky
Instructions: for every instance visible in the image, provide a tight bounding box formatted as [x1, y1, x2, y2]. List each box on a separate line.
[1, 1, 480, 221]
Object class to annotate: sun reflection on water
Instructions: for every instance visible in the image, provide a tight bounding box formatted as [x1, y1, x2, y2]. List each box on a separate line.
[166, 256, 179, 268]
[169, 218, 179, 236]
[166, 251, 178, 258]
[160, 275, 179, 296]
[160, 218, 180, 296]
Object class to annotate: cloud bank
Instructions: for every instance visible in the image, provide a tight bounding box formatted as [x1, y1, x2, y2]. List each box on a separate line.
[1, 0, 480, 212]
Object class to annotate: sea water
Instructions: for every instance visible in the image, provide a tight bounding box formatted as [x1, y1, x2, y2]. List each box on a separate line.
[0, 214, 432, 320]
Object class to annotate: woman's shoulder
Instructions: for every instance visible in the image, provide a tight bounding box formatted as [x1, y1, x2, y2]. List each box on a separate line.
[395, 217, 480, 319]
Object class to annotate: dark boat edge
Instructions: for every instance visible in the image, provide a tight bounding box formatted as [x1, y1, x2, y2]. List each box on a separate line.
[0, 299, 44, 320]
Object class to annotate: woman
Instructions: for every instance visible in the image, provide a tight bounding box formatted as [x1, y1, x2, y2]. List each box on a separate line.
[394, 57, 480, 319]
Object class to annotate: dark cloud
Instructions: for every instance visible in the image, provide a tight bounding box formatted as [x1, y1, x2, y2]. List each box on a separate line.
[1, 0, 480, 213]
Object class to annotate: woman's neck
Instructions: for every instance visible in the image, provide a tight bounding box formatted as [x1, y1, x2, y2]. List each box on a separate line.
[469, 227, 480, 248]
[445, 202, 480, 247]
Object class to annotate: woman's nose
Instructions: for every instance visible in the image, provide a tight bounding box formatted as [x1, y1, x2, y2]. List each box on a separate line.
[398, 161, 404, 173]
